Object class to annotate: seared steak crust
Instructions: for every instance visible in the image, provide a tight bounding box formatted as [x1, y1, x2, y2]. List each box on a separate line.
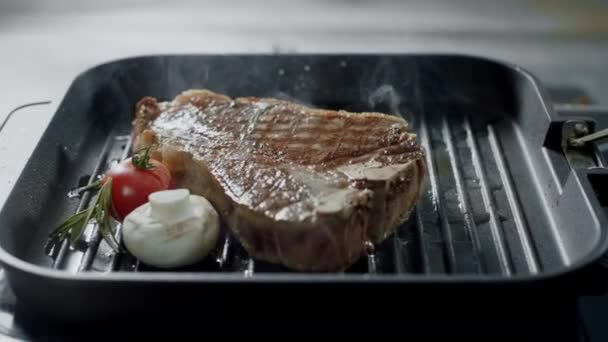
[132, 89, 425, 271]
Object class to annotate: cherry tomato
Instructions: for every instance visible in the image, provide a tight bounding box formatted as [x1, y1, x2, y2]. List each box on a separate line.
[102, 158, 173, 221]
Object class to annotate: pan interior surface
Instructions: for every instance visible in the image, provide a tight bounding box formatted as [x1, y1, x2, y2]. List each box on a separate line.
[0, 55, 605, 281]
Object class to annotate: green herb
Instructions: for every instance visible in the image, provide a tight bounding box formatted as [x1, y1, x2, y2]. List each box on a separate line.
[131, 144, 156, 170]
[50, 177, 121, 252]
[50, 144, 157, 252]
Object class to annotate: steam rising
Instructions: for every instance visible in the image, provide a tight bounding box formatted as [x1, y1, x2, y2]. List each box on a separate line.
[90, 56, 423, 135]
[368, 84, 402, 117]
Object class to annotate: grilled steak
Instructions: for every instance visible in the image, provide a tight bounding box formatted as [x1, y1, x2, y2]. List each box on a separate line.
[132, 89, 426, 271]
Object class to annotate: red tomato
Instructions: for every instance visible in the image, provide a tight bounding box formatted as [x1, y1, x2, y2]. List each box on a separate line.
[102, 158, 173, 221]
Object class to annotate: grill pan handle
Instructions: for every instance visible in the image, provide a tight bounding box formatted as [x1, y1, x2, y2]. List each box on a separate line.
[0, 101, 51, 134]
[555, 105, 608, 276]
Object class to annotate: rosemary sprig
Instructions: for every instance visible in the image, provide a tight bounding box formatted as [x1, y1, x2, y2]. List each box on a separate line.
[50, 145, 156, 252]
[50, 177, 121, 252]
[94, 178, 121, 251]
[51, 205, 94, 244]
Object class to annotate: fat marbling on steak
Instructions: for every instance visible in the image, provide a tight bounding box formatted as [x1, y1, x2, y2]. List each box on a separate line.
[132, 89, 426, 271]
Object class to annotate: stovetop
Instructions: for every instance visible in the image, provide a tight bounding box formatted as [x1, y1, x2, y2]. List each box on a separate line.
[0, 0, 607, 340]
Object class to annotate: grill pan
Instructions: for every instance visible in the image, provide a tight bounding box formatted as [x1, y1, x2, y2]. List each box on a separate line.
[0, 55, 607, 334]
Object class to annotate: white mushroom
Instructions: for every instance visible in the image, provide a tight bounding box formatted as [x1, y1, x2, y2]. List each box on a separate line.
[122, 189, 220, 269]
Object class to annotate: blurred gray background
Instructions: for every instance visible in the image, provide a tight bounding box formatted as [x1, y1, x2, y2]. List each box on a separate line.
[1, 0, 608, 106]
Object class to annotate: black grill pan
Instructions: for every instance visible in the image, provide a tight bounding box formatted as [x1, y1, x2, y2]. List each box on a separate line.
[0, 55, 607, 331]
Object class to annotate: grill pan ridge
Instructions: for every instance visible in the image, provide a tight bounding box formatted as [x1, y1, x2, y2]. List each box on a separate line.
[0, 54, 607, 323]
